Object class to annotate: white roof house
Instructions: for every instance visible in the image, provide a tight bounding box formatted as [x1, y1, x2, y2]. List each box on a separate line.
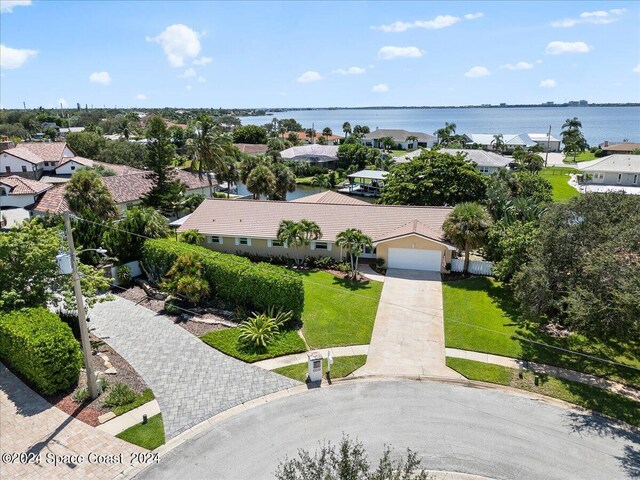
[579, 154, 640, 190]
[395, 148, 511, 175]
[280, 145, 339, 165]
[464, 133, 561, 152]
[361, 129, 437, 149]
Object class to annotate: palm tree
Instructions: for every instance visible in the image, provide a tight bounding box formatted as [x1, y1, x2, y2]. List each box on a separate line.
[311, 174, 329, 191]
[305, 128, 316, 144]
[405, 135, 418, 150]
[434, 122, 456, 146]
[335, 228, 373, 279]
[322, 127, 332, 137]
[64, 169, 118, 220]
[277, 219, 322, 266]
[217, 156, 239, 198]
[271, 162, 296, 200]
[379, 136, 395, 151]
[490, 134, 505, 154]
[443, 202, 492, 274]
[188, 115, 236, 197]
[342, 122, 352, 138]
[562, 117, 582, 132]
[246, 164, 276, 199]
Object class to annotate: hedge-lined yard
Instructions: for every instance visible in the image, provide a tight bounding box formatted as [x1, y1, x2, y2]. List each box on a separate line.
[0, 308, 83, 395]
[142, 239, 304, 318]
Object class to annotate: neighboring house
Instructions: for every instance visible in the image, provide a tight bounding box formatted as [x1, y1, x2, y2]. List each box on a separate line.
[234, 143, 269, 156]
[600, 142, 640, 155]
[579, 155, 640, 188]
[32, 169, 214, 215]
[280, 145, 339, 167]
[53, 157, 141, 176]
[58, 126, 85, 138]
[178, 198, 455, 272]
[291, 190, 369, 205]
[396, 148, 511, 175]
[361, 129, 436, 150]
[286, 131, 341, 145]
[0, 142, 76, 180]
[0, 176, 52, 208]
[462, 133, 560, 153]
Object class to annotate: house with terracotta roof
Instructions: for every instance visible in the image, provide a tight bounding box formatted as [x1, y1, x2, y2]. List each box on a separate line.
[0, 176, 52, 208]
[1, 142, 76, 180]
[178, 198, 456, 271]
[53, 156, 141, 176]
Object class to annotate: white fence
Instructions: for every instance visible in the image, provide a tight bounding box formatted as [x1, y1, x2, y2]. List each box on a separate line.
[110, 260, 143, 285]
[451, 259, 493, 276]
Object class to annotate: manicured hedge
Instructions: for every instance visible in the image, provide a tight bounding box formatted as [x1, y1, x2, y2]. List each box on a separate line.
[142, 239, 305, 318]
[0, 308, 83, 394]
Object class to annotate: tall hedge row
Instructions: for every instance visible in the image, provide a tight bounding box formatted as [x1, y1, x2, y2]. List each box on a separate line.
[0, 308, 83, 394]
[142, 239, 305, 318]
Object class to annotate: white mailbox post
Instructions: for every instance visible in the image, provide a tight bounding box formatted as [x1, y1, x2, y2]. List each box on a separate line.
[307, 351, 323, 382]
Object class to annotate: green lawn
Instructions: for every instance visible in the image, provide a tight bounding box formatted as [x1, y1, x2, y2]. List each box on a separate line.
[540, 167, 580, 202]
[273, 355, 367, 382]
[296, 270, 382, 348]
[116, 414, 165, 450]
[564, 151, 596, 163]
[443, 277, 640, 388]
[112, 389, 155, 416]
[201, 328, 306, 363]
[447, 358, 639, 427]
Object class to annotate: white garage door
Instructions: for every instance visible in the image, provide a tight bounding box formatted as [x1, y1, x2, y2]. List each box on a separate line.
[387, 248, 442, 271]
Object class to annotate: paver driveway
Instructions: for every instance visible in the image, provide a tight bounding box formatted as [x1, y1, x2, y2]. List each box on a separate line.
[89, 296, 299, 439]
[0, 363, 142, 480]
[359, 269, 462, 378]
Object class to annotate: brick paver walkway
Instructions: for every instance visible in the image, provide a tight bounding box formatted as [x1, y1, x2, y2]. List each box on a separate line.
[89, 296, 299, 439]
[0, 363, 142, 480]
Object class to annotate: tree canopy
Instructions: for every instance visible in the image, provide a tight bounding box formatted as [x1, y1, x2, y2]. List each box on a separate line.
[232, 124, 268, 144]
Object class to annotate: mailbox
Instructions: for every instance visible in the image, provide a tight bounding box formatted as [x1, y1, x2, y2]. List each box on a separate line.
[307, 351, 323, 382]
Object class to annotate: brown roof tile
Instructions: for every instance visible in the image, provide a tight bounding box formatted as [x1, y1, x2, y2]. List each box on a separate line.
[0, 176, 52, 195]
[31, 184, 68, 214]
[10, 142, 73, 162]
[234, 143, 269, 155]
[291, 191, 369, 205]
[179, 198, 453, 243]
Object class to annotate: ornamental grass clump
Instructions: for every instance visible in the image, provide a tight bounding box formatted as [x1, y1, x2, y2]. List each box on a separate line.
[238, 308, 293, 350]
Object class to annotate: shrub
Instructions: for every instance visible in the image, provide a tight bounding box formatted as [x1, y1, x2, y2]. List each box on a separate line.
[313, 256, 335, 269]
[179, 229, 205, 245]
[238, 314, 281, 349]
[374, 258, 385, 269]
[73, 386, 90, 404]
[0, 308, 83, 395]
[117, 265, 132, 286]
[163, 254, 210, 305]
[336, 261, 351, 273]
[103, 382, 137, 407]
[142, 239, 304, 318]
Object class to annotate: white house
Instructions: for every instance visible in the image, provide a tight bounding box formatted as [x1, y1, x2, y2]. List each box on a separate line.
[361, 129, 436, 150]
[396, 148, 511, 175]
[0, 176, 52, 208]
[280, 145, 339, 167]
[463, 133, 560, 153]
[579, 155, 640, 188]
[1, 142, 76, 180]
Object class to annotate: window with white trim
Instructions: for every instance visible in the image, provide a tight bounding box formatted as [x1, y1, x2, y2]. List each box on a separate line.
[235, 237, 251, 246]
[268, 239, 285, 248]
[312, 241, 331, 251]
[208, 236, 223, 245]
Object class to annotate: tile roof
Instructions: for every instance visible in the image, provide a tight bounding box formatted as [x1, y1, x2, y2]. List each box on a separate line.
[373, 218, 446, 244]
[2, 147, 45, 165]
[179, 198, 453, 244]
[603, 143, 640, 152]
[174, 169, 214, 190]
[363, 129, 436, 143]
[580, 155, 640, 174]
[465, 134, 536, 147]
[7, 142, 74, 162]
[55, 157, 143, 176]
[440, 149, 511, 168]
[31, 184, 68, 214]
[0, 176, 52, 195]
[291, 191, 369, 205]
[234, 143, 269, 155]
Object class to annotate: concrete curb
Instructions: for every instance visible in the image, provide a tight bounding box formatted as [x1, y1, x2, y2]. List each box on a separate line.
[253, 344, 370, 370]
[97, 400, 161, 436]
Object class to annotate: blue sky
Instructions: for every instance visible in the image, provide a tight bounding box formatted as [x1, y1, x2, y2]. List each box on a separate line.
[1, 1, 639, 108]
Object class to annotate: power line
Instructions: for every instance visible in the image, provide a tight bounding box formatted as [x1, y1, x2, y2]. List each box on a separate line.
[73, 214, 639, 373]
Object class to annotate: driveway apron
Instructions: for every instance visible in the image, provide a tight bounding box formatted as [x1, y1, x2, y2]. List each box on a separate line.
[359, 269, 462, 378]
[89, 296, 299, 439]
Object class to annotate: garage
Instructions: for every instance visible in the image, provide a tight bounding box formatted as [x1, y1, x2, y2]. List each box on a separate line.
[387, 247, 442, 271]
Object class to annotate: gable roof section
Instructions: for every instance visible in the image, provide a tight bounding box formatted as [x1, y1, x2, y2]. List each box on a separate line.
[0, 176, 52, 195]
[2, 147, 45, 165]
[31, 184, 68, 214]
[234, 143, 269, 155]
[14, 142, 74, 162]
[373, 218, 451, 246]
[291, 191, 369, 205]
[441, 149, 511, 168]
[603, 143, 640, 152]
[101, 170, 212, 204]
[580, 155, 640, 174]
[179, 198, 453, 244]
[55, 157, 143, 176]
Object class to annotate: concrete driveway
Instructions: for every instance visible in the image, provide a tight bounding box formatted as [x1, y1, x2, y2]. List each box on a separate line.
[136, 380, 639, 480]
[358, 269, 461, 378]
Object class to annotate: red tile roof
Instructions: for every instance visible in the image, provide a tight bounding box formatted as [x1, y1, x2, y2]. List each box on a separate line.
[6, 142, 74, 163]
[2, 147, 45, 165]
[0, 176, 52, 195]
[31, 184, 68, 214]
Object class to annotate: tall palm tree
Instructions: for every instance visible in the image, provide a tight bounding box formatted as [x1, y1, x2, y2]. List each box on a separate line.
[443, 202, 492, 274]
[490, 134, 505, 154]
[405, 135, 418, 150]
[246, 164, 276, 199]
[342, 122, 352, 138]
[336, 228, 373, 279]
[276, 219, 322, 266]
[271, 162, 296, 200]
[188, 115, 236, 197]
[322, 127, 332, 137]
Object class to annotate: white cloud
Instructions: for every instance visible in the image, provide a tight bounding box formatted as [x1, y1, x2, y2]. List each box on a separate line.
[146, 24, 201, 67]
[546, 41, 592, 55]
[502, 61, 534, 70]
[633, 64, 640, 73]
[58, 98, 68, 108]
[297, 70, 322, 83]
[0, 44, 37, 69]
[464, 12, 484, 20]
[179, 67, 196, 78]
[539, 79, 557, 88]
[373, 15, 460, 32]
[335, 66, 366, 75]
[135, 93, 147, 100]
[371, 83, 389, 93]
[193, 56, 212, 66]
[186, 85, 192, 91]
[197, 75, 206, 83]
[0, 0, 31, 13]
[378, 46, 423, 60]
[551, 8, 626, 28]
[464, 66, 490, 78]
[89, 71, 111, 85]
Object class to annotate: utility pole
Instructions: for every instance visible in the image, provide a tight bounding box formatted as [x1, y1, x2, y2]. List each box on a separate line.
[545, 124, 551, 168]
[63, 212, 100, 399]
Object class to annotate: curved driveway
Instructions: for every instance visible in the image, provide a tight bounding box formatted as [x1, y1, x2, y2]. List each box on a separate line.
[137, 380, 638, 480]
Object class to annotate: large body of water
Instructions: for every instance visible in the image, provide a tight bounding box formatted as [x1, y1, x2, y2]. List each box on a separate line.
[240, 106, 640, 146]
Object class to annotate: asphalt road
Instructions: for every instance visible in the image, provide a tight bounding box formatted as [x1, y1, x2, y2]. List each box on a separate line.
[137, 380, 639, 480]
